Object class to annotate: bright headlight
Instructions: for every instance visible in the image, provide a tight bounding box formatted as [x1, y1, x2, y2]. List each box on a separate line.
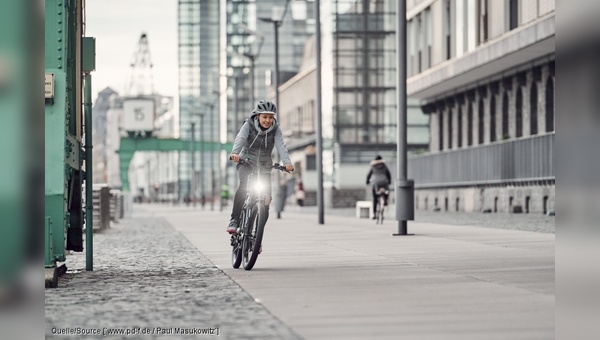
[253, 181, 264, 193]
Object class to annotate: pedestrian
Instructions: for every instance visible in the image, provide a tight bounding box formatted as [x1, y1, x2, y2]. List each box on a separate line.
[295, 180, 305, 207]
[227, 100, 294, 233]
[220, 184, 230, 210]
[366, 155, 391, 219]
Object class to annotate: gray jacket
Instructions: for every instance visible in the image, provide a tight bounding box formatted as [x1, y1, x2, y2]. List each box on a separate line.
[231, 112, 292, 167]
[366, 159, 391, 186]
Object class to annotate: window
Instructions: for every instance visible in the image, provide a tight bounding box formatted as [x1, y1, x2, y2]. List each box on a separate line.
[306, 154, 316, 170]
[509, 0, 519, 30]
[439, 111, 444, 151]
[458, 106, 463, 147]
[490, 95, 496, 142]
[502, 92, 509, 139]
[516, 88, 523, 138]
[408, 19, 414, 76]
[425, 7, 432, 69]
[448, 107, 453, 149]
[530, 83, 538, 135]
[479, 0, 488, 44]
[478, 98, 485, 144]
[467, 101, 473, 146]
[444, 0, 452, 60]
[417, 13, 423, 73]
[546, 78, 554, 132]
[456, 0, 464, 57]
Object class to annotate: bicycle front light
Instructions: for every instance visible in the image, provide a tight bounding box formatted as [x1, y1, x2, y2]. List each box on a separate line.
[253, 181, 264, 193]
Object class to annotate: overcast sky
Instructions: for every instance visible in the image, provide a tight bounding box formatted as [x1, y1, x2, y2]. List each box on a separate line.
[85, 0, 178, 101]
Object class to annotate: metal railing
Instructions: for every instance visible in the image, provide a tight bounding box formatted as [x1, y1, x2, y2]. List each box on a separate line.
[408, 132, 554, 188]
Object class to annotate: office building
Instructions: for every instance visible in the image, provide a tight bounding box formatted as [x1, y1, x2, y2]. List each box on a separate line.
[407, 0, 555, 214]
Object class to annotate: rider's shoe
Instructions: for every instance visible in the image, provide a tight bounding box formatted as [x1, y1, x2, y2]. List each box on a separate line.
[226, 219, 238, 234]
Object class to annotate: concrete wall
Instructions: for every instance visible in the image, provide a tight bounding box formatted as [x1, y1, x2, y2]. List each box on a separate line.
[415, 184, 555, 214]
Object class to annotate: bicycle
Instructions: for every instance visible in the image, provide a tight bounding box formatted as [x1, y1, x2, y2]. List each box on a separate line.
[374, 185, 389, 224]
[230, 159, 290, 270]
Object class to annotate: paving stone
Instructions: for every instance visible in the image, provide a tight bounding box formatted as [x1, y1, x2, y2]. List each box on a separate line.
[45, 217, 301, 340]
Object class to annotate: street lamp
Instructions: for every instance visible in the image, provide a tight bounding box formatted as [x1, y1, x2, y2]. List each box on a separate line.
[203, 89, 223, 211]
[190, 111, 205, 209]
[206, 101, 215, 211]
[259, 6, 285, 218]
[242, 52, 256, 106]
[236, 22, 265, 106]
[314, 0, 324, 224]
[394, 0, 415, 236]
[190, 121, 196, 207]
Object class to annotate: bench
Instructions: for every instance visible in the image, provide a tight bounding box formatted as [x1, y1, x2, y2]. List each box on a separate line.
[355, 200, 373, 219]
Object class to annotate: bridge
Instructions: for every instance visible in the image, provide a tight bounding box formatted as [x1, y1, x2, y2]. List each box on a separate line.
[117, 137, 233, 192]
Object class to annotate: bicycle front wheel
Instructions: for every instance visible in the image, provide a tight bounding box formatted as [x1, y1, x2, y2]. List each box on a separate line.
[231, 217, 244, 268]
[242, 203, 267, 270]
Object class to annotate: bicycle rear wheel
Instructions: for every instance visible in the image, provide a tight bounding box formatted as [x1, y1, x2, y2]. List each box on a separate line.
[377, 195, 385, 224]
[242, 203, 267, 270]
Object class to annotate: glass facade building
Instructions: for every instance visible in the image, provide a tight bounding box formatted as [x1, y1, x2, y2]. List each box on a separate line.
[177, 0, 428, 204]
[178, 0, 221, 201]
[330, 0, 398, 164]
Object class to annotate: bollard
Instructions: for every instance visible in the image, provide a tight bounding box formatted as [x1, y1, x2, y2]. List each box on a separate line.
[394, 179, 414, 236]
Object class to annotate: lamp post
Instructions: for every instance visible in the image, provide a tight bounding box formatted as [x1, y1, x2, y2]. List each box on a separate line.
[242, 53, 256, 105]
[236, 22, 265, 107]
[190, 112, 205, 209]
[203, 90, 222, 211]
[199, 112, 205, 209]
[259, 6, 285, 218]
[190, 121, 196, 207]
[315, 0, 324, 224]
[208, 102, 215, 211]
[394, 0, 415, 236]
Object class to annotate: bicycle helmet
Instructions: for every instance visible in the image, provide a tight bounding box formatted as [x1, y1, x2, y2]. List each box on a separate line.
[255, 100, 277, 114]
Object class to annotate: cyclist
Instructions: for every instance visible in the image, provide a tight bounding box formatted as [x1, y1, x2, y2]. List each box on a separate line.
[366, 155, 391, 219]
[227, 100, 294, 234]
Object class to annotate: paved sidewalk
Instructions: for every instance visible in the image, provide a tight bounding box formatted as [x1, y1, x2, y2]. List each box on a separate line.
[286, 205, 555, 233]
[158, 203, 555, 340]
[44, 213, 300, 339]
[45, 204, 554, 339]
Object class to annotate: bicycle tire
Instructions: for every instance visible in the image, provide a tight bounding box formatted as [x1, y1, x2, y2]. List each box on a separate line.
[231, 215, 244, 268]
[243, 203, 267, 270]
[378, 195, 385, 224]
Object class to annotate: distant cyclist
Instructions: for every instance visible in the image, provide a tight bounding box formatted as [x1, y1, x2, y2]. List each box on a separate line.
[366, 155, 391, 219]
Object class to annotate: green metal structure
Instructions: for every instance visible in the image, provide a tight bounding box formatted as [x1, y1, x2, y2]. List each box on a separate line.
[45, 0, 95, 287]
[118, 138, 232, 192]
[44, 1, 232, 287]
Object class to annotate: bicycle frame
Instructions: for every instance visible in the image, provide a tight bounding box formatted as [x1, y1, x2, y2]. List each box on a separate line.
[375, 186, 389, 224]
[231, 159, 289, 270]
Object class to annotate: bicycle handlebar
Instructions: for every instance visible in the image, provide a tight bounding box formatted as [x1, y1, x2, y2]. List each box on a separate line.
[231, 157, 292, 173]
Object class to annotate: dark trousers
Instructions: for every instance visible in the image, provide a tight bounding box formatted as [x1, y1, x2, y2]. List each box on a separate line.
[230, 164, 271, 221]
[372, 184, 389, 214]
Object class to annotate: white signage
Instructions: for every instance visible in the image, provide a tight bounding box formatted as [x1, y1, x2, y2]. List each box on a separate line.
[123, 98, 155, 132]
[45, 73, 54, 98]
